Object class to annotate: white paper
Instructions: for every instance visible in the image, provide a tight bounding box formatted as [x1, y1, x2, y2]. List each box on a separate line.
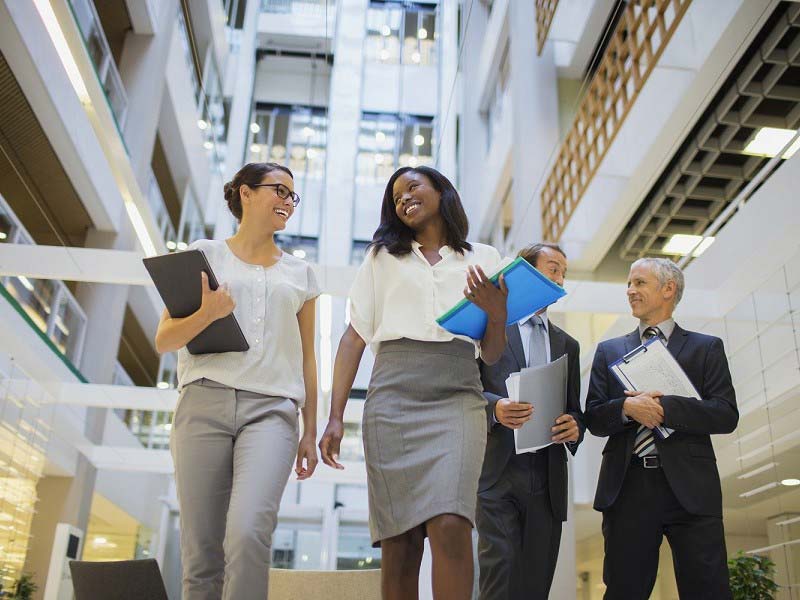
[505, 355, 568, 454]
[611, 339, 700, 438]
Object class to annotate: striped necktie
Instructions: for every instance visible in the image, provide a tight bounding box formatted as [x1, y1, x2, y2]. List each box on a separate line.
[633, 327, 664, 457]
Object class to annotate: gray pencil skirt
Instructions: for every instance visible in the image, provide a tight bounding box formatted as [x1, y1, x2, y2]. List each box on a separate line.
[363, 338, 487, 546]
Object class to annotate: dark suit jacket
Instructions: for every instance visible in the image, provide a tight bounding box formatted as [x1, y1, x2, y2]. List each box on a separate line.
[585, 325, 738, 518]
[479, 320, 585, 522]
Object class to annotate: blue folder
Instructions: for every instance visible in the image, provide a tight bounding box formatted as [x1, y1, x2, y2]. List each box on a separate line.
[436, 256, 567, 339]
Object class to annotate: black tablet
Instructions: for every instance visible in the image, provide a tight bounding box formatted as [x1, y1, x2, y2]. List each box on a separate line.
[143, 250, 249, 355]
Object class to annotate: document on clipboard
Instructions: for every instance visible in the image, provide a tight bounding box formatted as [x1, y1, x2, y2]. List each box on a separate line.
[610, 337, 701, 439]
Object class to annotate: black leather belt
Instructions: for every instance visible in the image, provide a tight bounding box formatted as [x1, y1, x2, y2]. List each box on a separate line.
[631, 455, 661, 469]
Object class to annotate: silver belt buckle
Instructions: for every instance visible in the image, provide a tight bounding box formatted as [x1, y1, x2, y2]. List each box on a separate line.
[643, 455, 659, 469]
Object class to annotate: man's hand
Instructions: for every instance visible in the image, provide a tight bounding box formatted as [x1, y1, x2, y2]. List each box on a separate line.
[495, 399, 533, 429]
[623, 390, 664, 429]
[551, 414, 579, 443]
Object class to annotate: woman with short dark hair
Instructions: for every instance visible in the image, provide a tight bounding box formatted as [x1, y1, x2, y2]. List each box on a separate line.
[156, 162, 320, 600]
[320, 166, 508, 599]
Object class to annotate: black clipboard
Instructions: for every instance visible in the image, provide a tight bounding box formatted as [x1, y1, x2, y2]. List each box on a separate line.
[143, 250, 249, 355]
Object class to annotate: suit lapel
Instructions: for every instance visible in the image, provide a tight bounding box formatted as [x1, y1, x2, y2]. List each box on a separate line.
[549, 322, 566, 360]
[624, 329, 640, 354]
[507, 324, 526, 370]
[667, 324, 689, 360]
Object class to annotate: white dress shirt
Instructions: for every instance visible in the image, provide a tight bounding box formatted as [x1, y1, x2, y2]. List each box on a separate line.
[348, 241, 503, 357]
[176, 239, 320, 406]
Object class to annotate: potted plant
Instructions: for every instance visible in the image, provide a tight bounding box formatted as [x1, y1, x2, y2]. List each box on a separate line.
[8, 573, 37, 600]
[728, 552, 779, 600]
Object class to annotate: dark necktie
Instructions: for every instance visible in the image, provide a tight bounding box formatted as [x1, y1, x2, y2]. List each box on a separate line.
[633, 327, 663, 457]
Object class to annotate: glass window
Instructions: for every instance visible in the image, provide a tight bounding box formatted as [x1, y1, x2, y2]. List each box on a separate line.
[366, 3, 437, 66]
[356, 113, 434, 183]
[336, 526, 381, 570]
[275, 235, 319, 262]
[271, 525, 323, 569]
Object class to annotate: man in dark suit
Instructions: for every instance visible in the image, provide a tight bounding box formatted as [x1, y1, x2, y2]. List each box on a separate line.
[476, 243, 585, 600]
[586, 257, 738, 599]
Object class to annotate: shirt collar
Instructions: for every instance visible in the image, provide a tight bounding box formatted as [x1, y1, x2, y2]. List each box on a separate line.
[411, 240, 453, 258]
[638, 317, 676, 341]
[519, 311, 549, 332]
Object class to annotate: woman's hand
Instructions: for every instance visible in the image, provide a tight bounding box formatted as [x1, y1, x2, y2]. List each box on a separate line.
[295, 432, 319, 480]
[464, 266, 508, 324]
[319, 418, 345, 470]
[199, 272, 235, 322]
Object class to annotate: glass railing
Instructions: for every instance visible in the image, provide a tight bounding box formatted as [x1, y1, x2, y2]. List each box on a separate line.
[68, 0, 129, 128]
[177, 188, 206, 249]
[147, 168, 178, 249]
[176, 7, 203, 107]
[118, 354, 177, 449]
[262, 0, 333, 16]
[0, 195, 88, 366]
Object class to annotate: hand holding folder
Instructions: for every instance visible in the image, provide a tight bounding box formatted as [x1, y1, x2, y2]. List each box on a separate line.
[436, 257, 567, 339]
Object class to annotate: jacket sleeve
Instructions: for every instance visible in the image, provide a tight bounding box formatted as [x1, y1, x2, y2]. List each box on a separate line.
[661, 337, 738, 435]
[585, 343, 636, 437]
[484, 391, 502, 432]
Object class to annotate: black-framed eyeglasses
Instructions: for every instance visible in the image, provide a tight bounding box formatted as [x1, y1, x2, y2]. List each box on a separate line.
[250, 183, 301, 207]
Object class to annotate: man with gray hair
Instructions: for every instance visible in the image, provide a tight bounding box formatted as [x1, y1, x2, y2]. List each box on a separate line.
[586, 257, 738, 599]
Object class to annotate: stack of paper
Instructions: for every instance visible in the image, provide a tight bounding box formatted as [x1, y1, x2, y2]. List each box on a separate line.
[505, 355, 568, 454]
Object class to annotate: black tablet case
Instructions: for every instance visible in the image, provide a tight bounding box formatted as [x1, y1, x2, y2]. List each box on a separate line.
[143, 250, 249, 355]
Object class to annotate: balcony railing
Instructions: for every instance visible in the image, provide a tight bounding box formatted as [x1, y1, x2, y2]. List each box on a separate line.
[262, 0, 333, 17]
[121, 353, 177, 449]
[540, 0, 692, 243]
[535, 0, 559, 55]
[0, 195, 88, 368]
[68, 0, 129, 129]
[146, 168, 178, 249]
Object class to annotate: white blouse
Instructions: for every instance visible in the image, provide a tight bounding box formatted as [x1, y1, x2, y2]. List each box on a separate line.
[176, 239, 320, 406]
[348, 241, 503, 356]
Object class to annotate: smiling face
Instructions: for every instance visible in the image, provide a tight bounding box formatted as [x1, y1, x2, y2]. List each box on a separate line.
[627, 262, 676, 324]
[241, 170, 295, 231]
[392, 171, 441, 231]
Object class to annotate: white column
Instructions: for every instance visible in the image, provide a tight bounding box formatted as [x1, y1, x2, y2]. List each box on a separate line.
[507, 1, 560, 249]
[318, 0, 369, 267]
[435, 0, 458, 179]
[118, 0, 179, 191]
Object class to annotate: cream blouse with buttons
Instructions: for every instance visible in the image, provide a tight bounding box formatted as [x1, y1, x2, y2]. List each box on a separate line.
[176, 239, 320, 406]
[348, 241, 503, 356]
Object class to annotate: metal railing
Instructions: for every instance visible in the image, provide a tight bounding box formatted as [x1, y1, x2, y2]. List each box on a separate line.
[262, 0, 332, 17]
[0, 195, 88, 366]
[535, 0, 559, 55]
[540, 0, 692, 243]
[68, 0, 129, 128]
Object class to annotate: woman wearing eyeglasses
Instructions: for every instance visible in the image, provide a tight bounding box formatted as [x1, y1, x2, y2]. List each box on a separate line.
[155, 162, 319, 600]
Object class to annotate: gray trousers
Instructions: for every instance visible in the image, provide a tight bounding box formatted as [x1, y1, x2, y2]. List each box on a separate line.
[171, 379, 298, 600]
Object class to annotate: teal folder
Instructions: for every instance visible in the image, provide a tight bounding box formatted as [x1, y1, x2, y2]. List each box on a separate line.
[436, 257, 567, 339]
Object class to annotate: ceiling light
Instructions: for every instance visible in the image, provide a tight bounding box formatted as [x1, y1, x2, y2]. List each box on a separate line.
[176, 242, 188, 251]
[166, 241, 177, 250]
[303, 126, 314, 138]
[93, 537, 107, 545]
[737, 462, 779, 480]
[163, 423, 172, 431]
[376, 131, 386, 142]
[411, 51, 421, 64]
[743, 127, 800, 159]
[197, 119, 209, 130]
[0, 232, 7, 240]
[250, 122, 261, 134]
[782, 478, 800, 487]
[381, 25, 391, 36]
[292, 249, 307, 259]
[380, 49, 390, 61]
[662, 234, 715, 257]
[414, 134, 425, 146]
[18, 276, 34, 292]
[739, 481, 779, 498]
[250, 143, 261, 153]
[203, 141, 213, 150]
[418, 27, 428, 40]
[156, 381, 170, 390]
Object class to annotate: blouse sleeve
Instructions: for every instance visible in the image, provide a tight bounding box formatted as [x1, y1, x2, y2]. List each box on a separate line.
[304, 264, 321, 303]
[348, 250, 377, 343]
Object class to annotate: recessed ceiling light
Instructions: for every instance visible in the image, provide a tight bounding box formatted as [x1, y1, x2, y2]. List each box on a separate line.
[0, 232, 6, 240]
[292, 249, 307, 259]
[411, 52, 421, 64]
[203, 141, 213, 150]
[418, 28, 428, 40]
[743, 127, 799, 159]
[414, 134, 425, 146]
[781, 478, 800, 487]
[250, 122, 260, 134]
[197, 119, 209, 130]
[739, 481, 779, 498]
[250, 143, 261, 153]
[156, 381, 170, 390]
[166, 241, 177, 251]
[376, 131, 386, 142]
[381, 25, 391, 36]
[662, 234, 715, 257]
[176, 242, 188, 251]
